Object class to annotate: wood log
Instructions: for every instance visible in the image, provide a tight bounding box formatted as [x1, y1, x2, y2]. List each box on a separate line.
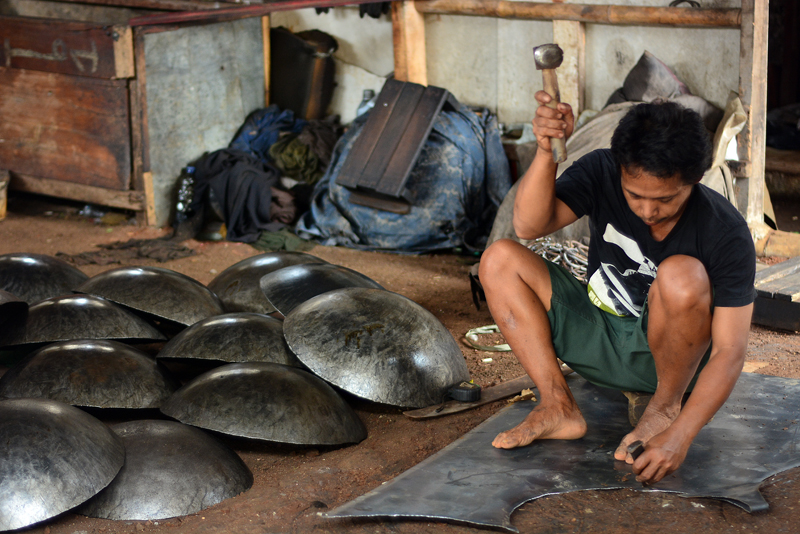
[413, 0, 741, 28]
[9, 172, 144, 211]
[0, 66, 131, 191]
[392, 0, 427, 85]
[0, 16, 133, 79]
[46, 0, 224, 11]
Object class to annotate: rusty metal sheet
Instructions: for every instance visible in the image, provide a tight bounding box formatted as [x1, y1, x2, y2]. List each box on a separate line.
[327, 373, 800, 531]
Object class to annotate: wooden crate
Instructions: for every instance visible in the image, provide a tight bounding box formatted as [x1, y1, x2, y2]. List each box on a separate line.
[0, 15, 144, 213]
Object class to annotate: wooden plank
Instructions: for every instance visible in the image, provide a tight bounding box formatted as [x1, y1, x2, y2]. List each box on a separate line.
[358, 82, 425, 190]
[752, 296, 800, 332]
[0, 169, 8, 221]
[142, 171, 157, 225]
[754, 256, 800, 286]
[376, 85, 447, 197]
[0, 66, 131, 191]
[128, 0, 391, 26]
[9, 172, 144, 211]
[46, 0, 226, 10]
[0, 16, 133, 79]
[552, 20, 584, 115]
[755, 271, 800, 302]
[737, 0, 768, 226]
[262, 15, 270, 107]
[134, 31, 151, 174]
[765, 147, 800, 175]
[391, 0, 427, 85]
[413, 1, 741, 28]
[335, 79, 405, 189]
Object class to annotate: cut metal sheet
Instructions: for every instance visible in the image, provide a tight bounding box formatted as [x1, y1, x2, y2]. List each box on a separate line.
[0, 398, 125, 531]
[80, 420, 253, 520]
[208, 252, 327, 314]
[160, 362, 367, 445]
[157, 312, 301, 367]
[260, 263, 383, 316]
[284, 287, 470, 408]
[0, 252, 88, 304]
[0, 339, 178, 408]
[76, 266, 224, 327]
[0, 294, 167, 349]
[327, 373, 800, 531]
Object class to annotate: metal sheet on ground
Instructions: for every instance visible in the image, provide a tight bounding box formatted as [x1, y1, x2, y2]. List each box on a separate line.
[328, 373, 800, 532]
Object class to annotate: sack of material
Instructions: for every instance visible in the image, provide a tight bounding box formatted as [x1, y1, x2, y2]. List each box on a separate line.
[295, 96, 512, 253]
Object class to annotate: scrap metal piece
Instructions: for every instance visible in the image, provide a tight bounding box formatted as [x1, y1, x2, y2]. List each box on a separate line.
[77, 266, 224, 327]
[260, 263, 383, 316]
[157, 313, 301, 367]
[0, 294, 166, 349]
[327, 373, 800, 531]
[208, 252, 328, 314]
[0, 252, 89, 304]
[0, 398, 125, 531]
[160, 362, 366, 445]
[0, 340, 178, 408]
[80, 420, 253, 520]
[283, 287, 470, 408]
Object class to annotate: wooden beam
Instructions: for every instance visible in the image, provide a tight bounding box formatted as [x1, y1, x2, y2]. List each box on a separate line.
[413, 1, 741, 28]
[128, 0, 390, 26]
[9, 172, 145, 211]
[0, 169, 8, 221]
[262, 15, 270, 107]
[552, 20, 584, 116]
[47, 0, 226, 11]
[738, 0, 768, 226]
[0, 16, 134, 79]
[391, 1, 427, 85]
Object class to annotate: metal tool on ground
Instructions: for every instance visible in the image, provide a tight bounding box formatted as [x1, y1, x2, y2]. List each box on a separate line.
[448, 381, 482, 402]
[627, 440, 645, 460]
[533, 43, 568, 164]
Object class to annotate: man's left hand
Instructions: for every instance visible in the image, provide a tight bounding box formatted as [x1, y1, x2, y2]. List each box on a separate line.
[628, 429, 691, 484]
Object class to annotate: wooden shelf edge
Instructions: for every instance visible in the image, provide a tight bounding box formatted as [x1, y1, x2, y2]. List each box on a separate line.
[8, 172, 144, 212]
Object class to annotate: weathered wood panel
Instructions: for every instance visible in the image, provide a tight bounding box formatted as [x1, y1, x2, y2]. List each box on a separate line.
[0, 67, 131, 190]
[9, 172, 144, 211]
[0, 16, 133, 79]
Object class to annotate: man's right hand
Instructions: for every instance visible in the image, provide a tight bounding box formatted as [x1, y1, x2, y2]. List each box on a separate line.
[532, 90, 575, 156]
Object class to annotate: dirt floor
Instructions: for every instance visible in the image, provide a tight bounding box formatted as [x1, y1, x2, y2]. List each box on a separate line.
[3, 192, 800, 534]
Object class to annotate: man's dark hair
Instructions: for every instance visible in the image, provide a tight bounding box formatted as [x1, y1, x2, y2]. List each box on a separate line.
[610, 101, 713, 185]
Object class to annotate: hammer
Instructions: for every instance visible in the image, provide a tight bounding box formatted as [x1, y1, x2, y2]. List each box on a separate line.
[533, 43, 568, 164]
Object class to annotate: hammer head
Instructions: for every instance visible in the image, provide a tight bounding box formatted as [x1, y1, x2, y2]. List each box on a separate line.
[533, 44, 564, 70]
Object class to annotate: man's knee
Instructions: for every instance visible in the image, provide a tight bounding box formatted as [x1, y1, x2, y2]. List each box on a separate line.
[479, 239, 524, 281]
[650, 255, 712, 312]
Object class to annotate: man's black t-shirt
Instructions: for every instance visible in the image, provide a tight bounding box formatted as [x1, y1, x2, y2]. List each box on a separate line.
[555, 149, 756, 317]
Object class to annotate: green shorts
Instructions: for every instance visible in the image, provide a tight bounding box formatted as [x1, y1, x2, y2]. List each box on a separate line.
[544, 261, 710, 393]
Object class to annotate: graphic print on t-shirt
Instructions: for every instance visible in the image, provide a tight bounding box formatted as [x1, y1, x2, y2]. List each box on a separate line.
[587, 223, 657, 317]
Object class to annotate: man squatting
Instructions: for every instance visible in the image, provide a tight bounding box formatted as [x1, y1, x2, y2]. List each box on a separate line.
[479, 91, 757, 484]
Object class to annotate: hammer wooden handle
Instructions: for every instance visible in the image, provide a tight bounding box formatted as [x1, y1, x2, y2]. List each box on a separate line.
[541, 69, 568, 164]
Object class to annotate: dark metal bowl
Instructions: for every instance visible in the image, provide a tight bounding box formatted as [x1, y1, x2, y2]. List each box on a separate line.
[0, 252, 88, 304]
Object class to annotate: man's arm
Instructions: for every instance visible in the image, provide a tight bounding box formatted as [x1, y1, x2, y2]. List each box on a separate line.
[513, 91, 579, 240]
[632, 303, 754, 483]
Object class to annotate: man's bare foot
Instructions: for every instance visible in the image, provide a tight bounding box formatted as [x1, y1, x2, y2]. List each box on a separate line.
[614, 401, 681, 462]
[492, 402, 587, 449]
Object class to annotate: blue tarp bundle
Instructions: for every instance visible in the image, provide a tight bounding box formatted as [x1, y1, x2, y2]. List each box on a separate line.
[296, 97, 512, 253]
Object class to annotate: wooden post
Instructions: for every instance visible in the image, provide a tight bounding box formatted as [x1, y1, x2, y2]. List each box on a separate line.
[552, 20, 585, 116]
[391, 1, 427, 85]
[737, 0, 768, 227]
[262, 15, 270, 107]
